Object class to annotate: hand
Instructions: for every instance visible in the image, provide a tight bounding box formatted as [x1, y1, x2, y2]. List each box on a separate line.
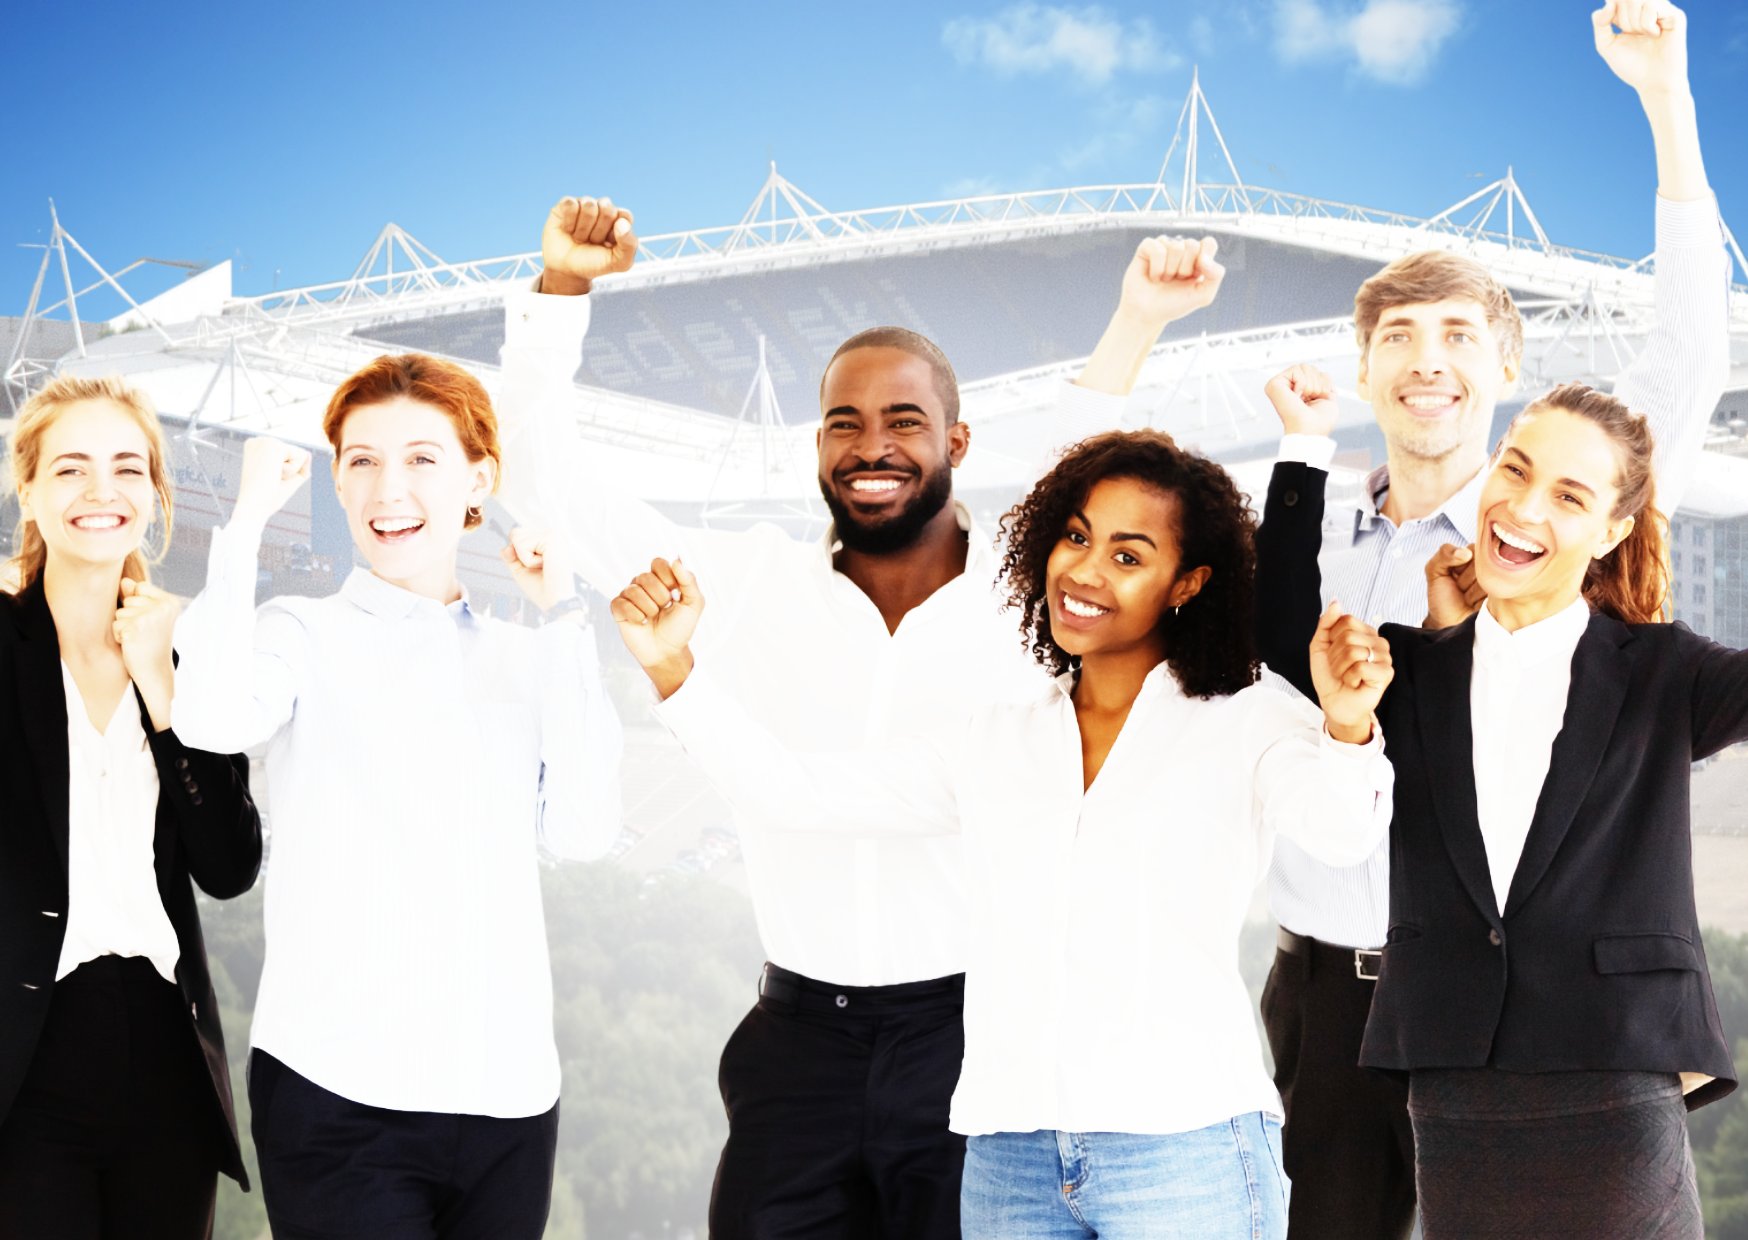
[1424, 543, 1485, 629]
[1263, 364, 1339, 437]
[1309, 601, 1393, 743]
[540, 196, 639, 296]
[114, 578, 180, 728]
[1593, 1, 1687, 96]
[233, 437, 312, 530]
[500, 527, 576, 613]
[1118, 236, 1225, 329]
[610, 557, 704, 697]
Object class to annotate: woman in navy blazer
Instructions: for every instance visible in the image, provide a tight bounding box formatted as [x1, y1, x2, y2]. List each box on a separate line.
[1257, 382, 1743, 1238]
[0, 375, 261, 1239]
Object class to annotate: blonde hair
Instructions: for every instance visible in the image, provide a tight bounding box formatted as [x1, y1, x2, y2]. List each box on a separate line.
[8, 374, 174, 591]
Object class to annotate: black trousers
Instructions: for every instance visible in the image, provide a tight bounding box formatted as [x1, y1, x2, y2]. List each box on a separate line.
[1260, 936, 1416, 1240]
[0, 955, 225, 1240]
[709, 963, 967, 1240]
[249, 1049, 560, 1240]
[1410, 1068, 1702, 1239]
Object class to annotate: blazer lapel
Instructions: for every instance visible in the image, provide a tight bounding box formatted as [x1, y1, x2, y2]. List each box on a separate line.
[1502, 615, 1633, 918]
[13, 583, 71, 875]
[1411, 618, 1500, 925]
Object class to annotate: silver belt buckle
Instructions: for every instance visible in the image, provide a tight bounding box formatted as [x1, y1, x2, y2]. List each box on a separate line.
[1354, 949, 1382, 981]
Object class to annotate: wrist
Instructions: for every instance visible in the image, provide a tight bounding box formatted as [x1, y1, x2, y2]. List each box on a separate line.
[538, 268, 593, 297]
[1325, 716, 1373, 746]
[643, 648, 694, 701]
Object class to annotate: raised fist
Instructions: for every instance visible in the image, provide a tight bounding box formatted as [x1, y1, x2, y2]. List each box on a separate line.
[113, 577, 180, 721]
[1593, 1, 1687, 96]
[1119, 235, 1226, 328]
[1308, 601, 1392, 744]
[540, 196, 639, 296]
[1264, 364, 1340, 437]
[1423, 543, 1486, 629]
[233, 436, 312, 530]
[610, 557, 703, 695]
[500, 526, 577, 614]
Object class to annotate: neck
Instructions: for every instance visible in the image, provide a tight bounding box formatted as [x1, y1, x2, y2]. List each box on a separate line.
[834, 503, 969, 634]
[372, 562, 464, 605]
[1378, 441, 1489, 526]
[1485, 587, 1584, 634]
[1072, 645, 1165, 715]
[41, 557, 126, 656]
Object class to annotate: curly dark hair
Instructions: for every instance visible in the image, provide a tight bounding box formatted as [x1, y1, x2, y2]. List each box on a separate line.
[997, 429, 1259, 699]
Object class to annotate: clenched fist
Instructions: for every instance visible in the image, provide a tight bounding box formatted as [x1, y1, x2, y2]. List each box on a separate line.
[540, 196, 639, 296]
[114, 577, 180, 730]
[610, 557, 703, 700]
[1119, 235, 1226, 328]
[1593, 1, 1687, 96]
[233, 437, 312, 531]
[500, 527, 577, 614]
[1309, 601, 1393, 744]
[1264, 364, 1340, 437]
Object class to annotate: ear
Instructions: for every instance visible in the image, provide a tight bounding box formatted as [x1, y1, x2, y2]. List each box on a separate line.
[1355, 357, 1370, 402]
[947, 421, 971, 468]
[1170, 565, 1212, 609]
[14, 488, 30, 523]
[1595, 513, 1635, 560]
[1499, 354, 1522, 399]
[469, 456, 498, 502]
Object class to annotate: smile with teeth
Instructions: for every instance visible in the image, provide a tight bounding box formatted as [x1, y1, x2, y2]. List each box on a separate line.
[1491, 521, 1546, 565]
[847, 477, 906, 494]
[70, 514, 125, 530]
[1061, 593, 1111, 620]
[1400, 393, 1459, 411]
[370, 516, 425, 538]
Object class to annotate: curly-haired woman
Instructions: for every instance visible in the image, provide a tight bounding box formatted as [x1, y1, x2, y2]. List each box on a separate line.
[612, 430, 1397, 1238]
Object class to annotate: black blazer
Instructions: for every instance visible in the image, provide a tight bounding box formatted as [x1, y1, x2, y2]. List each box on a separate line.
[1255, 460, 1745, 1109]
[0, 581, 262, 1183]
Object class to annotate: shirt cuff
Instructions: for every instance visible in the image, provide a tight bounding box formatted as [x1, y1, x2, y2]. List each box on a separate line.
[1277, 434, 1336, 471]
[1653, 191, 1725, 249]
[207, 520, 266, 584]
[1058, 379, 1127, 424]
[504, 281, 593, 350]
[1320, 714, 1384, 758]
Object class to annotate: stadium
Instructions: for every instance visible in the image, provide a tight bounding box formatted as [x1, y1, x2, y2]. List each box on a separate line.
[8, 70, 1748, 1238]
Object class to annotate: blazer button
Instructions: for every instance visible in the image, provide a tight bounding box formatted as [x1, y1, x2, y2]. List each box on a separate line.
[185, 780, 200, 795]
[1488, 929, 1503, 947]
[835, 995, 849, 1009]
[1283, 490, 1300, 507]
[191, 794, 204, 806]
[175, 757, 189, 770]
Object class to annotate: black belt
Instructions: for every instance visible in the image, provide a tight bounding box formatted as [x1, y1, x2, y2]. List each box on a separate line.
[757, 962, 965, 1014]
[1278, 927, 1383, 981]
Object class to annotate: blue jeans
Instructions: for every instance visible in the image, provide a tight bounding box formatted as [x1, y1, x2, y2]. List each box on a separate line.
[961, 1115, 1289, 1239]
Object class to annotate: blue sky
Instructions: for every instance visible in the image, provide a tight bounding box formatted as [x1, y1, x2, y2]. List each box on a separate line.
[7, 0, 1746, 316]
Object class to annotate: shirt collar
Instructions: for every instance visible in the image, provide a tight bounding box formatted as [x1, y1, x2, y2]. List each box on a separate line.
[340, 568, 476, 624]
[1046, 658, 1184, 704]
[1354, 463, 1484, 546]
[1473, 594, 1591, 666]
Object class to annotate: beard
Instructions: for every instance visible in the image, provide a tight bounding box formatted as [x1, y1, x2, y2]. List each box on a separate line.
[820, 461, 955, 554]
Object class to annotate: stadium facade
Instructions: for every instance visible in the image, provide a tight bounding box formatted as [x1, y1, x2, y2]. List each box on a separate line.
[6, 75, 1748, 629]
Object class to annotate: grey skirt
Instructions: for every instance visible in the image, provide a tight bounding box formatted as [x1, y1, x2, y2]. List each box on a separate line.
[1408, 1068, 1701, 1239]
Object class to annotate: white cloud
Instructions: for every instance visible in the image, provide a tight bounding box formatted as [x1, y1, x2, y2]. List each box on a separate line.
[1273, 0, 1462, 85]
[943, 4, 1179, 86]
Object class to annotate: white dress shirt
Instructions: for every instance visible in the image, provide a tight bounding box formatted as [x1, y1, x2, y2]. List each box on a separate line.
[492, 288, 1128, 987]
[172, 524, 624, 1117]
[654, 660, 1393, 1136]
[1470, 598, 1592, 913]
[1268, 192, 1733, 949]
[55, 665, 180, 984]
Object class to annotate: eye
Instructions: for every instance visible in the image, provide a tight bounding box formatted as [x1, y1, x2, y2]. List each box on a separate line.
[1114, 551, 1140, 566]
[1449, 331, 1475, 345]
[1502, 463, 1525, 480]
[346, 456, 376, 469]
[1064, 530, 1088, 546]
[1381, 330, 1408, 344]
[892, 418, 921, 430]
[56, 467, 82, 478]
[117, 466, 145, 476]
[1559, 492, 1584, 508]
[411, 454, 437, 466]
[826, 420, 856, 434]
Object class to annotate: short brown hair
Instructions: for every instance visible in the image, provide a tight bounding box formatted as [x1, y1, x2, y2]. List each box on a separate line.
[322, 354, 501, 529]
[821, 327, 960, 424]
[1353, 251, 1524, 370]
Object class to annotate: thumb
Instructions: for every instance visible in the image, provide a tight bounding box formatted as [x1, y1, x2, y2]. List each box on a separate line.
[673, 558, 702, 606]
[119, 576, 138, 598]
[1592, 5, 1616, 52]
[1312, 599, 1343, 644]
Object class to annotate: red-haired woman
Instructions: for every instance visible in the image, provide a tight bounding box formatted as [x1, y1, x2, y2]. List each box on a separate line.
[1259, 383, 1745, 1238]
[0, 375, 261, 1238]
[170, 353, 623, 1239]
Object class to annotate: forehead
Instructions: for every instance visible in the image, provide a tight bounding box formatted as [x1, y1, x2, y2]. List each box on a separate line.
[1079, 476, 1179, 532]
[1371, 296, 1494, 333]
[337, 396, 464, 449]
[38, 398, 152, 459]
[820, 346, 941, 410]
[1502, 407, 1623, 492]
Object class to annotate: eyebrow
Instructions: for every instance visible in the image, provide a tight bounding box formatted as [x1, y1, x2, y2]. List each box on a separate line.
[1070, 509, 1157, 549]
[341, 440, 447, 454]
[49, 451, 146, 465]
[823, 403, 931, 419]
[1378, 314, 1487, 331]
[1503, 446, 1597, 498]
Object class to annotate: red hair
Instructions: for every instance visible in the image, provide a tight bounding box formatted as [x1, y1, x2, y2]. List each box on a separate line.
[322, 354, 501, 529]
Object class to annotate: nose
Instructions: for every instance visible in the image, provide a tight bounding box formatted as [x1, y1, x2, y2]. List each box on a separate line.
[849, 422, 894, 464]
[84, 470, 117, 502]
[1507, 489, 1548, 526]
[1062, 548, 1104, 591]
[375, 460, 411, 500]
[1408, 336, 1448, 378]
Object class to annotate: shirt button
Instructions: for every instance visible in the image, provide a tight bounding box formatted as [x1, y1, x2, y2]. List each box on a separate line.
[835, 994, 848, 1009]
[1488, 929, 1503, 947]
[1283, 491, 1300, 508]
[1391, 547, 1404, 559]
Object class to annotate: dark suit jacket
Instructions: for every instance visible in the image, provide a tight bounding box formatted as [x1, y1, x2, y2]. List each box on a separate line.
[0, 581, 262, 1182]
[1256, 459, 1745, 1109]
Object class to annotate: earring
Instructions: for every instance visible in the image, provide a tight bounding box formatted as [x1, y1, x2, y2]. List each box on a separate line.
[1173, 604, 1181, 617]
[466, 504, 483, 526]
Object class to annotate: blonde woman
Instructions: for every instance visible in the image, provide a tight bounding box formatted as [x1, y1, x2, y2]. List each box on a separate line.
[0, 375, 261, 1238]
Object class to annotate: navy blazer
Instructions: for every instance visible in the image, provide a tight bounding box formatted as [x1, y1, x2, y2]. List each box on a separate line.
[1256, 460, 1745, 1109]
[0, 580, 262, 1183]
